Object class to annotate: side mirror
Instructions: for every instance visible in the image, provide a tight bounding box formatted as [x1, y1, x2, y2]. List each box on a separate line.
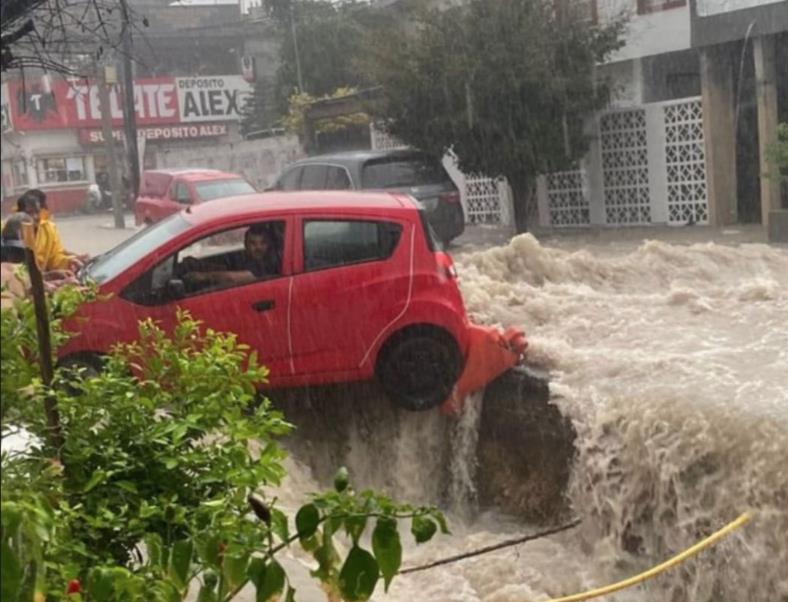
[166, 278, 186, 300]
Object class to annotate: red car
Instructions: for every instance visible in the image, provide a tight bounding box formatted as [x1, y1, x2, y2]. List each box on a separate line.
[134, 169, 256, 226]
[63, 192, 472, 410]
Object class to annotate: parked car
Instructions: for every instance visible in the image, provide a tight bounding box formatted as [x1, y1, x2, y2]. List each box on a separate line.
[271, 150, 465, 245]
[64, 191, 471, 411]
[134, 169, 256, 226]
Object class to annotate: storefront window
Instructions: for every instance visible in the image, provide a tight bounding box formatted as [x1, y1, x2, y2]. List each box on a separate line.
[36, 156, 87, 183]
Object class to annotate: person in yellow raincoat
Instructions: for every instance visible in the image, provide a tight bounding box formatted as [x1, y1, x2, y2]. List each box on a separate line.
[16, 189, 87, 272]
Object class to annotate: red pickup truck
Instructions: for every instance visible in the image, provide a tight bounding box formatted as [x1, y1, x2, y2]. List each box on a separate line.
[134, 169, 256, 226]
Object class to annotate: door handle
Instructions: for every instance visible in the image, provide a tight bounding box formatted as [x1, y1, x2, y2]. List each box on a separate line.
[252, 299, 275, 312]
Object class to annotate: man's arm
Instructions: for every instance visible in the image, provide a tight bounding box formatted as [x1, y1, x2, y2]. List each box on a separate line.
[182, 270, 256, 288]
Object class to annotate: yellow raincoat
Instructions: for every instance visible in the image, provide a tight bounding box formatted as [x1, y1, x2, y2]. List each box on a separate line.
[34, 219, 74, 271]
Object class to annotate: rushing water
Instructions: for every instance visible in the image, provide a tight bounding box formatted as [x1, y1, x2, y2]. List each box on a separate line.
[272, 234, 788, 602]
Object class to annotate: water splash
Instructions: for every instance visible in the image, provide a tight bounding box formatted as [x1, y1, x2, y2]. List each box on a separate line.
[447, 391, 485, 517]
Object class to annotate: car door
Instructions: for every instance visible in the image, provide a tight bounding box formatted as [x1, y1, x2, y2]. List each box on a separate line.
[150, 179, 186, 222]
[119, 218, 295, 380]
[289, 216, 412, 376]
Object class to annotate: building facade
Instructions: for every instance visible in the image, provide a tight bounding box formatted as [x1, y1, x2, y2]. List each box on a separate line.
[537, 0, 787, 233]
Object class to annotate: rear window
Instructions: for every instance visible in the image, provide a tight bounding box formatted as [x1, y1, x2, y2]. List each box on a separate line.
[303, 220, 403, 272]
[195, 179, 255, 201]
[361, 155, 452, 189]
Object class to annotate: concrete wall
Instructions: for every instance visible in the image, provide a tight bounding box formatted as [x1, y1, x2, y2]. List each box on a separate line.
[155, 135, 304, 190]
[599, 0, 692, 63]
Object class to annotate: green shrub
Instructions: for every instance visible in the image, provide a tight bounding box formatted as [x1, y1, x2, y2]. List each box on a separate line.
[2, 294, 446, 601]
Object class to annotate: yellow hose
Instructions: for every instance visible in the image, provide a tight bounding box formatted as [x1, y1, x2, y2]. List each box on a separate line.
[545, 512, 752, 602]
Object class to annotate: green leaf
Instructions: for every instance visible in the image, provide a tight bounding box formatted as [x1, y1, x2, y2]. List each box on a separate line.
[333, 466, 349, 492]
[433, 512, 450, 535]
[295, 503, 320, 540]
[372, 518, 401, 591]
[145, 533, 164, 567]
[285, 586, 296, 602]
[196, 584, 219, 602]
[222, 550, 250, 591]
[87, 567, 115, 602]
[116, 480, 138, 493]
[252, 560, 285, 602]
[83, 469, 108, 493]
[195, 534, 222, 568]
[0, 541, 22, 602]
[344, 514, 367, 544]
[270, 508, 289, 543]
[169, 539, 194, 589]
[338, 546, 379, 602]
[411, 516, 437, 544]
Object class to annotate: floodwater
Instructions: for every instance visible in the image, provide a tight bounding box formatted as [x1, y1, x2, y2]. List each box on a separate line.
[57, 219, 787, 601]
[270, 232, 788, 602]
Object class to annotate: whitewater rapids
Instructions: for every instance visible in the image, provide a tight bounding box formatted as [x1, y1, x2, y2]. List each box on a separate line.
[275, 233, 787, 602]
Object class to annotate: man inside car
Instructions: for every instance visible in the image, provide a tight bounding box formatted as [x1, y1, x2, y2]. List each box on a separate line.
[181, 224, 280, 288]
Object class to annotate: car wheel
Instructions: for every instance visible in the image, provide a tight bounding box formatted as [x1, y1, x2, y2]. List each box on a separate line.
[58, 354, 104, 392]
[377, 329, 462, 411]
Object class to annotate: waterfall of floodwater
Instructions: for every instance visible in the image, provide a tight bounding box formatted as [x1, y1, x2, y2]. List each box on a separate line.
[270, 234, 788, 602]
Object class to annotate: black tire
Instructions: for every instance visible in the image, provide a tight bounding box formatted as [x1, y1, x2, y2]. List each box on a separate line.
[377, 329, 462, 411]
[58, 354, 104, 393]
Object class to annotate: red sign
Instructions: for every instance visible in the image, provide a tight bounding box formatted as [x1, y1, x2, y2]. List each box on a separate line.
[79, 123, 228, 145]
[7, 76, 250, 131]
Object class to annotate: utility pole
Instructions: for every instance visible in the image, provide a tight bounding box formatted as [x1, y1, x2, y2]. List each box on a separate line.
[97, 64, 126, 229]
[21, 222, 63, 454]
[290, 0, 305, 94]
[120, 0, 140, 200]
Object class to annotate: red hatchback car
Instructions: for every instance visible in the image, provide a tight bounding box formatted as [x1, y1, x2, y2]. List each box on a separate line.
[63, 192, 471, 410]
[134, 169, 256, 226]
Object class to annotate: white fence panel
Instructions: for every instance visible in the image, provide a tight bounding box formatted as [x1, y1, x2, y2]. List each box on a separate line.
[538, 96, 708, 228]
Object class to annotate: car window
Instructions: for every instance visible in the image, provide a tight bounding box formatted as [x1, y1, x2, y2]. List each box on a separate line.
[361, 155, 452, 188]
[175, 182, 191, 203]
[121, 221, 286, 305]
[195, 179, 256, 201]
[83, 214, 191, 285]
[325, 166, 351, 190]
[303, 220, 403, 272]
[300, 165, 328, 189]
[278, 167, 301, 191]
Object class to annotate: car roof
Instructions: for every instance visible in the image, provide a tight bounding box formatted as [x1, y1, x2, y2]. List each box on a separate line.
[289, 149, 428, 168]
[182, 191, 416, 226]
[144, 169, 242, 181]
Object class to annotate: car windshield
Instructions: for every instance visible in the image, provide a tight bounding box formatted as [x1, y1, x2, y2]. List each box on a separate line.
[83, 215, 191, 284]
[361, 156, 452, 189]
[195, 179, 256, 201]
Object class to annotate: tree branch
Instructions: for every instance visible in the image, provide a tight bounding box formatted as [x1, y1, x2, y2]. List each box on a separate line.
[399, 519, 582, 575]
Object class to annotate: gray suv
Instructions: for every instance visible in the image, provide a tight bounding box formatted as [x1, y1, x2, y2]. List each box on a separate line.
[272, 150, 465, 244]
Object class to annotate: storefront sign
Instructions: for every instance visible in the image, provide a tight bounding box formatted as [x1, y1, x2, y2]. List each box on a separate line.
[6, 75, 251, 131]
[78, 123, 229, 144]
[176, 76, 249, 123]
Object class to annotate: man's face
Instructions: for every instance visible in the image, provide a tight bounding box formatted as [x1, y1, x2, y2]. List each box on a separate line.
[23, 201, 41, 225]
[246, 233, 269, 262]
